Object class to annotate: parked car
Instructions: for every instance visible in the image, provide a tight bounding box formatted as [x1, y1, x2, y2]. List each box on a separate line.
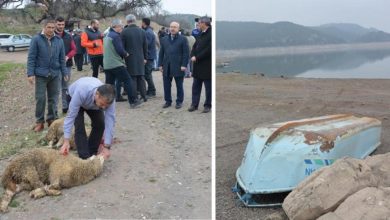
[0, 34, 32, 52]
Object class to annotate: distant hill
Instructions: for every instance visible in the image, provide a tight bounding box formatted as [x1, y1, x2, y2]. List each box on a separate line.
[163, 13, 199, 30]
[217, 21, 390, 50]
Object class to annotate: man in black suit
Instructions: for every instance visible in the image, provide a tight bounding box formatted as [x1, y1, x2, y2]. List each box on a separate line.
[158, 21, 189, 109]
[189, 17, 212, 113]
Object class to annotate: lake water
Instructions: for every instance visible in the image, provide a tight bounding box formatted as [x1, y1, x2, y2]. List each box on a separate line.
[217, 49, 390, 79]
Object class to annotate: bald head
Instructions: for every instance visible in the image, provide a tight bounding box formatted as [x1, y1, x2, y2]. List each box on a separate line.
[169, 21, 180, 35]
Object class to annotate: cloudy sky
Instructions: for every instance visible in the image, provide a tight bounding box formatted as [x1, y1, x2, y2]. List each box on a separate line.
[217, 0, 390, 32]
[162, 0, 212, 17]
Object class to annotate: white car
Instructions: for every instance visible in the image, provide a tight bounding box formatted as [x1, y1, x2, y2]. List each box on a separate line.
[0, 34, 32, 52]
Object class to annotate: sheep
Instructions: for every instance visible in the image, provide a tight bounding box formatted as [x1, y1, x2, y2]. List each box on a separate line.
[45, 118, 91, 150]
[0, 148, 104, 213]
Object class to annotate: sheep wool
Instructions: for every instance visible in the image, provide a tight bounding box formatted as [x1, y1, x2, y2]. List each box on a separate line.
[0, 148, 104, 213]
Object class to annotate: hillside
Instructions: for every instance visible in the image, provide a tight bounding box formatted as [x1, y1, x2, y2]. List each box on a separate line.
[217, 21, 390, 50]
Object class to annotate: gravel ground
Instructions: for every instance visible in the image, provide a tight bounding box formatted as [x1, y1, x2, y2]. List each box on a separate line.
[216, 73, 390, 220]
[0, 50, 211, 219]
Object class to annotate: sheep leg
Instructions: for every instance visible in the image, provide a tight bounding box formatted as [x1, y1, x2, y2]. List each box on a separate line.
[0, 188, 15, 213]
[29, 187, 47, 199]
[55, 136, 64, 149]
[46, 182, 62, 196]
[0, 180, 19, 213]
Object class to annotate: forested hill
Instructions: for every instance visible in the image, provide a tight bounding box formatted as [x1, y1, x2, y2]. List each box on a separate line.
[217, 21, 390, 50]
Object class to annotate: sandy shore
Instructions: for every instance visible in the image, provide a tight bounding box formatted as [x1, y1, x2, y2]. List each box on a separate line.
[216, 73, 390, 219]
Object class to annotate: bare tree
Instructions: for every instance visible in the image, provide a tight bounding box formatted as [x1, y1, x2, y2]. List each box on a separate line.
[1, 0, 161, 23]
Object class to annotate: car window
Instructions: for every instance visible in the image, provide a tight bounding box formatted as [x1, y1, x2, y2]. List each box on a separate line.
[22, 35, 31, 40]
[13, 35, 22, 41]
[0, 35, 11, 39]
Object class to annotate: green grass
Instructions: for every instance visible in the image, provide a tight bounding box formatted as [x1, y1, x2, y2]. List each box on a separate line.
[9, 199, 20, 208]
[0, 63, 25, 83]
[0, 129, 46, 159]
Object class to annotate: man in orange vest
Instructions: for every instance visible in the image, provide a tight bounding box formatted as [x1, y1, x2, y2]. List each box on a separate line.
[81, 19, 104, 78]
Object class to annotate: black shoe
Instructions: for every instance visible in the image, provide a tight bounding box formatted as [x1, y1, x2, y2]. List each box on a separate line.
[143, 97, 148, 102]
[162, 103, 171, 108]
[116, 97, 127, 102]
[202, 106, 211, 113]
[146, 94, 156, 99]
[130, 100, 142, 109]
[122, 91, 127, 96]
[175, 103, 182, 109]
[188, 106, 198, 112]
[62, 108, 68, 114]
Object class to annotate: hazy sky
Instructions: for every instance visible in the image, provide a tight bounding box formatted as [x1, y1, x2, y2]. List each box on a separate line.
[217, 0, 390, 32]
[162, 0, 212, 17]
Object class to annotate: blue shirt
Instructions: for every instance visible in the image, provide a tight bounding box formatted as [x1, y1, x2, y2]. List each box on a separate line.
[63, 77, 115, 145]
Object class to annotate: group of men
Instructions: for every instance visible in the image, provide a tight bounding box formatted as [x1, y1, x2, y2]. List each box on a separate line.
[26, 14, 212, 160]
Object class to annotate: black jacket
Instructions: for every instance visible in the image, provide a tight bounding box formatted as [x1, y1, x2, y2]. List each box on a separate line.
[191, 27, 211, 80]
[121, 24, 147, 76]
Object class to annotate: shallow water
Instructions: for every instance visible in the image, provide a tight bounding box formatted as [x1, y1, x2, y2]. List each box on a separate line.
[217, 49, 390, 79]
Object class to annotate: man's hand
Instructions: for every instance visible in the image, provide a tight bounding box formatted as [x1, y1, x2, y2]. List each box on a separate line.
[28, 76, 35, 85]
[180, 66, 187, 71]
[159, 66, 163, 73]
[60, 140, 70, 156]
[144, 59, 147, 64]
[64, 75, 69, 81]
[99, 147, 111, 160]
[65, 56, 69, 62]
[191, 56, 196, 62]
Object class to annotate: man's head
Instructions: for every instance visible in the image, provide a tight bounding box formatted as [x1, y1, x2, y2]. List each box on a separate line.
[169, 22, 180, 35]
[55, 16, 65, 33]
[94, 84, 115, 109]
[111, 19, 123, 33]
[198, 16, 211, 31]
[125, 14, 136, 24]
[91, 19, 100, 31]
[43, 19, 56, 37]
[141, 18, 150, 29]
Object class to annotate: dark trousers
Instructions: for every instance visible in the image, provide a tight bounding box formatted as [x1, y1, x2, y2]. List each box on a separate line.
[105, 66, 136, 104]
[74, 54, 83, 71]
[191, 78, 212, 108]
[35, 75, 60, 123]
[163, 75, 184, 104]
[131, 75, 147, 100]
[90, 55, 103, 78]
[74, 107, 104, 159]
[144, 60, 156, 95]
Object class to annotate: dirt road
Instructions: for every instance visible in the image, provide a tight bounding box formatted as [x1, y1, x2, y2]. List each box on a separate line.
[216, 73, 390, 220]
[0, 52, 211, 219]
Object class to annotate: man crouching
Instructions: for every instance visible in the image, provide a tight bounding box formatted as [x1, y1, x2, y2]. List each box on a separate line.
[60, 77, 114, 159]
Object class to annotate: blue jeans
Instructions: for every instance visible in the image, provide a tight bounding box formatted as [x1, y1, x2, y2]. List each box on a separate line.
[105, 66, 136, 104]
[191, 78, 212, 108]
[35, 75, 60, 123]
[163, 75, 184, 104]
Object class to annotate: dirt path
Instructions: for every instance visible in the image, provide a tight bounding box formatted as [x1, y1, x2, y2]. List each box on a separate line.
[0, 50, 28, 64]
[216, 73, 390, 220]
[0, 54, 211, 219]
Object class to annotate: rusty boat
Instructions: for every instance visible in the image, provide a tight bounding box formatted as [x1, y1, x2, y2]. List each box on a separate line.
[232, 114, 382, 207]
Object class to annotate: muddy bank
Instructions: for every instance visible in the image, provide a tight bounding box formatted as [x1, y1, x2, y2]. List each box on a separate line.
[216, 73, 390, 219]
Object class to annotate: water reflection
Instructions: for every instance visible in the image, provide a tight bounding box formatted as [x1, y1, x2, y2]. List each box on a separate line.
[217, 50, 390, 78]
